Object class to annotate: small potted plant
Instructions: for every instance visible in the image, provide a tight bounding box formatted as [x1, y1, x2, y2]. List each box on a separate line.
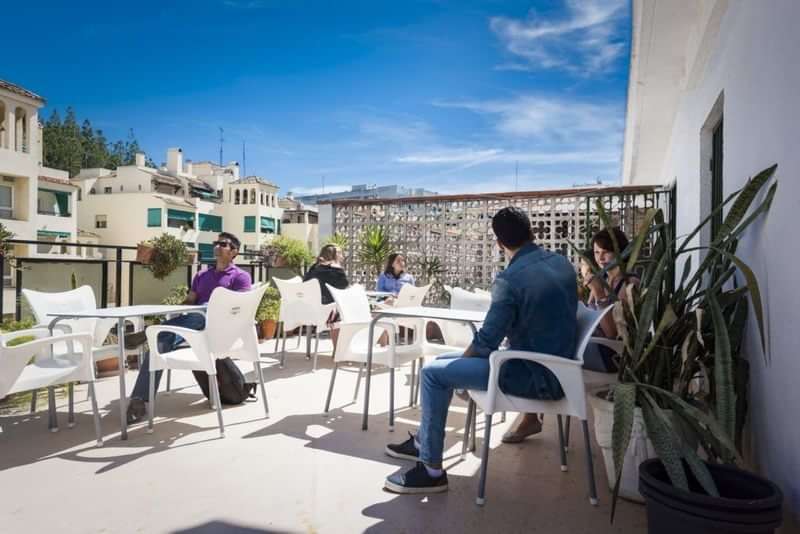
[140, 234, 189, 280]
[255, 286, 280, 340]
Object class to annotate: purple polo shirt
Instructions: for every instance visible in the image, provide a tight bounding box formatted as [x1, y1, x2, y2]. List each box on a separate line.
[191, 264, 252, 304]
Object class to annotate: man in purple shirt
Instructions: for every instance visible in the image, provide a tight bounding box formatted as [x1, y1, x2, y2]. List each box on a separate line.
[126, 231, 252, 423]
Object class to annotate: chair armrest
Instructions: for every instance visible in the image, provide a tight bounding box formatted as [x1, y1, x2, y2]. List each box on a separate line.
[144, 325, 211, 371]
[337, 320, 398, 340]
[4, 332, 94, 359]
[0, 327, 53, 346]
[479, 349, 584, 414]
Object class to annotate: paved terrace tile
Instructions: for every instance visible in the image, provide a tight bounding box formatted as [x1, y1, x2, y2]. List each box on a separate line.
[0, 336, 646, 534]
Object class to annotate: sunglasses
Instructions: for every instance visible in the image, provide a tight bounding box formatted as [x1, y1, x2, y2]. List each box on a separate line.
[213, 240, 236, 249]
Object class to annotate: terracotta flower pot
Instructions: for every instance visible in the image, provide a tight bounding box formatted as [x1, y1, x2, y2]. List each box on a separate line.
[259, 319, 277, 340]
[272, 255, 288, 268]
[96, 358, 120, 377]
[136, 243, 156, 264]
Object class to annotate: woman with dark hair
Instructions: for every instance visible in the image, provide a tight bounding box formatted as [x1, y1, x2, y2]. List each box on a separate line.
[303, 244, 349, 304]
[376, 253, 415, 296]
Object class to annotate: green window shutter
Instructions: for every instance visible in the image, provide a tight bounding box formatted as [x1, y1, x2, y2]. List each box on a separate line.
[167, 209, 195, 223]
[199, 213, 223, 232]
[260, 216, 275, 233]
[198, 243, 215, 262]
[244, 216, 256, 233]
[147, 208, 162, 227]
[37, 230, 70, 239]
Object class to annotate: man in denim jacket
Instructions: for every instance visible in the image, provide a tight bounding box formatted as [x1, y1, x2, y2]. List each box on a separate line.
[384, 207, 577, 494]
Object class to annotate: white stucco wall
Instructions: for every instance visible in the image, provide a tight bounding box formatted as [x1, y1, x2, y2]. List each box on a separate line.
[628, 1, 800, 524]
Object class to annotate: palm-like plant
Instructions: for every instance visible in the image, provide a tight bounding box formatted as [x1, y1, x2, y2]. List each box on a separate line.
[592, 165, 777, 516]
[324, 232, 349, 250]
[358, 225, 392, 283]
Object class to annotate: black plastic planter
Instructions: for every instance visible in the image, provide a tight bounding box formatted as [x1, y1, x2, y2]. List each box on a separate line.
[639, 459, 783, 534]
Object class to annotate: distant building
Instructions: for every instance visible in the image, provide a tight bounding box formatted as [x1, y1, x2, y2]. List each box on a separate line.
[73, 148, 283, 261]
[291, 184, 437, 205]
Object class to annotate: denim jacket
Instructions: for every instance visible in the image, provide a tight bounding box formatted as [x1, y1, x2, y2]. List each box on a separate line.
[376, 272, 415, 295]
[471, 242, 578, 400]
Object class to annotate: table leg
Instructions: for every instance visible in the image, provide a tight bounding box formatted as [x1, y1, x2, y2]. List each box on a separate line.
[47, 386, 58, 432]
[117, 318, 128, 440]
[361, 315, 381, 431]
[67, 383, 75, 427]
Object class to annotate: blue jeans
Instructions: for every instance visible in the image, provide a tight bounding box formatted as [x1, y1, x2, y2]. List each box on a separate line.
[130, 313, 206, 401]
[417, 352, 490, 466]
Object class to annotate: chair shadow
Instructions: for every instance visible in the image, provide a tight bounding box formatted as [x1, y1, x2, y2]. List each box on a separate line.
[0, 391, 238, 474]
[171, 520, 296, 534]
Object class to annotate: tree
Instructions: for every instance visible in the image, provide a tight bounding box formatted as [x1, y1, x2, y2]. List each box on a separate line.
[42, 110, 62, 170]
[61, 107, 84, 177]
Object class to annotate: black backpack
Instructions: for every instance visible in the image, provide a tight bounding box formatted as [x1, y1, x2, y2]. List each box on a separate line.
[192, 358, 257, 405]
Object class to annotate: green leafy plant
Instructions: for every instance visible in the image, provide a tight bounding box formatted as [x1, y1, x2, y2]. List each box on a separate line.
[0, 222, 15, 266]
[141, 234, 188, 280]
[358, 225, 392, 282]
[268, 236, 315, 274]
[161, 285, 189, 306]
[324, 232, 349, 250]
[596, 164, 777, 516]
[256, 286, 281, 322]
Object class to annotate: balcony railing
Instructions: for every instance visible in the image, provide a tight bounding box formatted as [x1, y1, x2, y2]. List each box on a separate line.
[0, 239, 296, 320]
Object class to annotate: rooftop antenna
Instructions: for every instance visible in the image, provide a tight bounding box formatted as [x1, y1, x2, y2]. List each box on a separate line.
[242, 140, 247, 177]
[514, 160, 519, 191]
[218, 127, 224, 167]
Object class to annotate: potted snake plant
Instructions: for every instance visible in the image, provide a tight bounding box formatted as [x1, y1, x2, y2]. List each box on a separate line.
[586, 164, 782, 532]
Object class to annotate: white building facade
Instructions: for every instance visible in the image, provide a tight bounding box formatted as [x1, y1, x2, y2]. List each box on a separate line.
[623, 1, 800, 525]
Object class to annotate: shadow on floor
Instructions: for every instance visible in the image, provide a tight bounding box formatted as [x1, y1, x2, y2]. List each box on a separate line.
[171, 520, 297, 534]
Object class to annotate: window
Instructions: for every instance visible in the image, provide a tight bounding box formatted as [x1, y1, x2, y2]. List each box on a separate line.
[138, 184, 142, 191]
[198, 243, 215, 263]
[260, 216, 275, 234]
[104, 187, 112, 194]
[235, 190, 241, 204]
[711, 118, 724, 241]
[0, 184, 12, 219]
[243, 215, 256, 233]
[120, 185, 124, 192]
[37, 189, 71, 217]
[77, 189, 82, 201]
[198, 213, 223, 232]
[90, 187, 96, 195]
[95, 215, 107, 229]
[147, 208, 162, 227]
[250, 189, 256, 204]
[167, 209, 195, 229]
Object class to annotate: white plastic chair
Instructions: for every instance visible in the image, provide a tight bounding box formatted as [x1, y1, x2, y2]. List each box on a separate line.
[145, 285, 269, 437]
[0, 328, 103, 446]
[273, 277, 336, 370]
[464, 303, 612, 506]
[442, 286, 491, 347]
[268, 276, 303, 354]
[22, 286, 144, 416]
[323, 284, 427, 429]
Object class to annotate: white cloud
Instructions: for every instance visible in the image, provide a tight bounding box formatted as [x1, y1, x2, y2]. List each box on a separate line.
[395, 148, 503, 164]
[490, 0, 628, 75]
[434, 94, 623, 142]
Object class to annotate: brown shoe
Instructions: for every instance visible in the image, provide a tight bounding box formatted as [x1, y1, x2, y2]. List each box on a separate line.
[502, 414, 543, 443]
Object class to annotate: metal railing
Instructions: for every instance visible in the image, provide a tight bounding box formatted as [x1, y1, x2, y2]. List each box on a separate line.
[1, 239, 295, 320]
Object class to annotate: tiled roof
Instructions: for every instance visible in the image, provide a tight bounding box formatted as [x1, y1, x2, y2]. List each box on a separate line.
[230, 176, 278, 188]
[38, 176, 79, 188]
[0, 79, 45, 103]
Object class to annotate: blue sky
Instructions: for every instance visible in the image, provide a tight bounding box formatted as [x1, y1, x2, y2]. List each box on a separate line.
[4, 0, 631, 195]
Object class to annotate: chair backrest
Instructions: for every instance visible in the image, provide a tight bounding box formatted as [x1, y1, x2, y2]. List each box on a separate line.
[205, 285, 267, 361]
[22, 286, 100, 342]
[574, 303, 613, 362]
[394, 284, 431, 308]
[473, 287, 490, 296]
[274, 277, 324, 329]
[448, 286, 491, 312]
[327, 284, 372, 323]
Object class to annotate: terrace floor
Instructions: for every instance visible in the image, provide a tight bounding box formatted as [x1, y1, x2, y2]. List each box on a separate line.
[0, 336, 646, 534]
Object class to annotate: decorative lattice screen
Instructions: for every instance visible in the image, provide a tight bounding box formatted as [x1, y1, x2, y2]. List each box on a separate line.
[329, 186, 673, 303]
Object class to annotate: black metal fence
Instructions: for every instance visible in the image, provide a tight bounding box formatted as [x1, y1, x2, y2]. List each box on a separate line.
[1, 239, 296, 320]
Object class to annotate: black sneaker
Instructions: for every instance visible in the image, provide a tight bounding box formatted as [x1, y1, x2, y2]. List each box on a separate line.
[124, 331, 148, 350]
[385, 462, 448, 494]
[385, 432, 420, 461]
[126, 398, 147, 424]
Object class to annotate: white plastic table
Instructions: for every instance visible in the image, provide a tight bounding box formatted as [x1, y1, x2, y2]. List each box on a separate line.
[47, 304, 206, 440]
[362, 306, 486, 430]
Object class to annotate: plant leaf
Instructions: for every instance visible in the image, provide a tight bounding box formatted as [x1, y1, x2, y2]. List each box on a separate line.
[640, 393, 689, 491]
[708, 290, 736, 440]
[626, 208, 659, 272]
[610, 383, 636, 521]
